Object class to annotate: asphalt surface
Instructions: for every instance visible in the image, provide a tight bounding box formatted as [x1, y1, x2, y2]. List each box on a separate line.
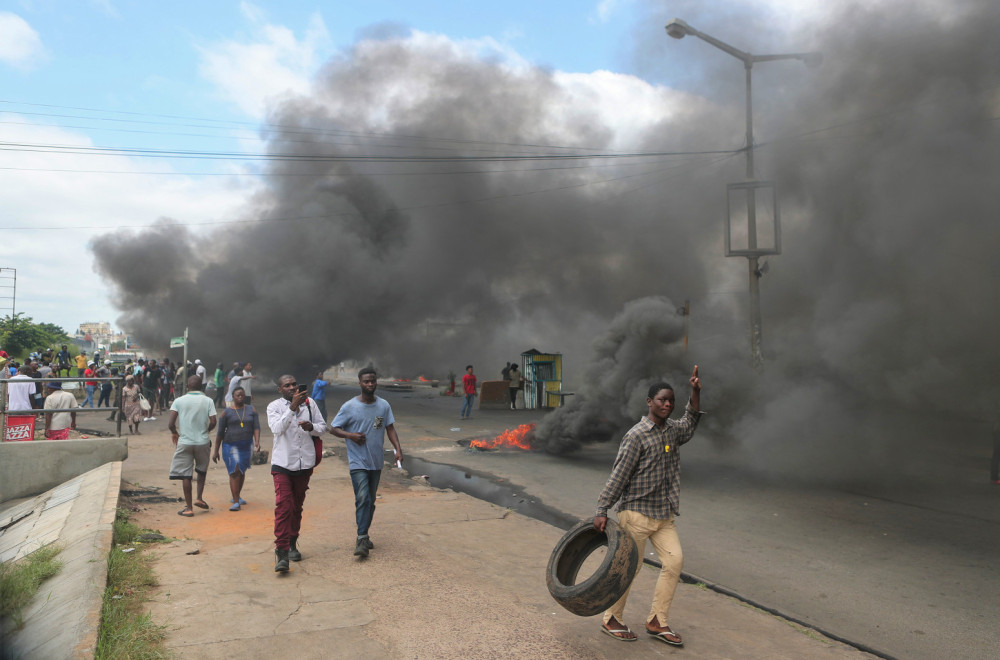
[340, 381, 1000, 660]
[99, 379, 1000, 659]
[115, 385, 875, 659]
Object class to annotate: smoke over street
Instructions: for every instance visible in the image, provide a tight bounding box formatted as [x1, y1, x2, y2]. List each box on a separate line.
[92, 0, 1000, 474]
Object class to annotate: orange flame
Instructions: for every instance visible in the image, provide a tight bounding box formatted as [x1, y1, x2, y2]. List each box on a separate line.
[470, 423, 536, 451]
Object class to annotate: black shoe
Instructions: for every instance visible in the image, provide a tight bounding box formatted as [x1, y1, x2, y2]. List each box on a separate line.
[363, 537, 374, 550]
[289, 537, 302, 562]
[275, 548, 289, 572]
[354, 537, 369, 558]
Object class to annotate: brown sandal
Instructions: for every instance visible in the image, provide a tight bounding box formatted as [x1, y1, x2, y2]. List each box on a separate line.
[601, 619, 638, 642]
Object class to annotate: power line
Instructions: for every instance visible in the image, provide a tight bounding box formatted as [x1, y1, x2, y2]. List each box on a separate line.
[0, 139, 741, 162]
[0, 151, 719, 177]
[0, 153, 733, 231]
[0, 99, 656, 154]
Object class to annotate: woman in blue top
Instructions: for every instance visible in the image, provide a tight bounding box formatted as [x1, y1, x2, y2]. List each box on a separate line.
[212, 387, 261, 511]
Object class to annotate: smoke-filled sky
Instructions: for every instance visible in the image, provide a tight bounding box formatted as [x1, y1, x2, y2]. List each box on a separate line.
[8, 0, 1000, 472]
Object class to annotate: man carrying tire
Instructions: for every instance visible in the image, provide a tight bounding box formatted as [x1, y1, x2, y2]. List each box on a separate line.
[593, 366, 702, 647]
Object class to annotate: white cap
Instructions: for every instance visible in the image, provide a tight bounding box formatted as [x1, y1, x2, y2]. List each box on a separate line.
[104, 359, 112, 364]
[194, 359, 202, 364]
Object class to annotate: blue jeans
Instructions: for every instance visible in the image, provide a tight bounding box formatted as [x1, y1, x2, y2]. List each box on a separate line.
[349, 469, 382, 538]
[84, 385, 96, 408]
[461, 394, 475, 418]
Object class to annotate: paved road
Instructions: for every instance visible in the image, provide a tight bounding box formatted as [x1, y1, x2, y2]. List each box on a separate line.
[92, 380, 999, 659]
[354, 382, 1000, 660]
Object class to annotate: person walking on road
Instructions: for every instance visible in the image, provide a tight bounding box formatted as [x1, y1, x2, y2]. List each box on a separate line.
[194, 359, 208, 386]
[213, 386, 261, 511]
[122, 375, 144, 433]
[143, 359, 162, 416]
[330, 368, 403, 559]
[507, 363, 521, 410]
[460, 364, 477, 419]
[241, 362, 257, 404]
[311, 370, 329, 420]
[592, 366, 703, 647]
[83, 361, 98, 408]
[213, 362, 226, 408]
[97, 360, 113, 409]
[268, 374, 327, 572]
[168, 375, 218, 518]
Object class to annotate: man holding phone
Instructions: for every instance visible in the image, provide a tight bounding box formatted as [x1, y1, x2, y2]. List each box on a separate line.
[330, 367, 403, 558]
[267, 374, 327, 572]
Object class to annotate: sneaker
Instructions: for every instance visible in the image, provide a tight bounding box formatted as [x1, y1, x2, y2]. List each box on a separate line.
[354, 537, 369, 558]
[364, 537, 374, 550]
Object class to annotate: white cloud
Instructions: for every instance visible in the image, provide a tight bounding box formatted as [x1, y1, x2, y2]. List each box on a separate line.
[196, 6, 332, 118]
[0, 12, 46, 70]
[311, 31, 715, 152]
[0, 118, 256, 331]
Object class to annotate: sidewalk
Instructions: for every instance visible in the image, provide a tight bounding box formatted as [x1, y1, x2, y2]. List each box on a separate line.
[122, 422, 876, 660]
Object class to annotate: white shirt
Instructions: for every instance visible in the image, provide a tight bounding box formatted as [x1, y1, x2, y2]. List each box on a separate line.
[6, 374, 34, 412]
[241, 370, 253, 397]
[225, 374, 251, 403]
[195, 364, 207, 384]
[267, 397, 327, 472]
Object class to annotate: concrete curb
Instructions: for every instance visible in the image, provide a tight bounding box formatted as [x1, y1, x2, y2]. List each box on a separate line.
[0, 462, 121, 660]
[0, 437, 127, 501]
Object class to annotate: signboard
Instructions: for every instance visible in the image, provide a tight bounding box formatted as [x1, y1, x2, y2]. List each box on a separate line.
[4, 416, 36, 442]
[169, 336, 186, 348]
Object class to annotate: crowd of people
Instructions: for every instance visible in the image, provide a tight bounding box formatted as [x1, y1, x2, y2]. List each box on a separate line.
[165, 366, 402, 573]
[5, 345, 714, 647]
[0, 347, 262, 436]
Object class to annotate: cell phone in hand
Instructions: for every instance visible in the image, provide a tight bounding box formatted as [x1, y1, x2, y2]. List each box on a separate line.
[297, 384, 307, 394]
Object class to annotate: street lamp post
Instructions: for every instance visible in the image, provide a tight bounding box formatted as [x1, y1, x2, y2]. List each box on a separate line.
[665, 19, 819, 371]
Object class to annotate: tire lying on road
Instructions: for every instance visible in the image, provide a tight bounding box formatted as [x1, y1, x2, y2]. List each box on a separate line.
[546, 518, 639, 616]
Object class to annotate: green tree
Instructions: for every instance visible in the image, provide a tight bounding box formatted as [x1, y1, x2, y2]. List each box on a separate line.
[0, 314, 72, 357]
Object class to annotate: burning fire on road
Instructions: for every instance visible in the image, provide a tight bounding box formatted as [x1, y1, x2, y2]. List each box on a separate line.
[469, 424, 536, 451]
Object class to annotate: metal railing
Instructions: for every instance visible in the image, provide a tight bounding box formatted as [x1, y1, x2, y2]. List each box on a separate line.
[1, 376, 127, 439]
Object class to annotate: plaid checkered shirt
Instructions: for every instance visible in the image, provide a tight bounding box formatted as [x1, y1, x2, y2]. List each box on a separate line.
[596, 403, 704, 520]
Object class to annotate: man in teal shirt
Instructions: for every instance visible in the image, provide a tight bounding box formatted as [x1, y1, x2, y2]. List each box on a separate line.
[169, 375, 218, 517]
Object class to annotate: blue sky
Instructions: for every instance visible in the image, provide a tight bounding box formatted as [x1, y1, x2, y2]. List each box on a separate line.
[0, 0, 819, 337]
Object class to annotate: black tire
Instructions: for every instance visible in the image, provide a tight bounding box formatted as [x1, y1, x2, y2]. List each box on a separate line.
[546, 518, 639, 616]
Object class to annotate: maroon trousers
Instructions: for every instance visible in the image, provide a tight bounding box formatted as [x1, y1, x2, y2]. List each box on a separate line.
[272, 469, 312, 550]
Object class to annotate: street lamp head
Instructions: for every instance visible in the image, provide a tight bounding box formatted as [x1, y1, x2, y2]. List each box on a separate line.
[665, 19, 690, 39]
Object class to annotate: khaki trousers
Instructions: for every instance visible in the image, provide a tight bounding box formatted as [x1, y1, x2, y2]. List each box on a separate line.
[602, 509, 683, 627]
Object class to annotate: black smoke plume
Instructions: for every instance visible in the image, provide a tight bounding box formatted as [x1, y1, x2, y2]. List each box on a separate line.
[93, 0, 1000, 479]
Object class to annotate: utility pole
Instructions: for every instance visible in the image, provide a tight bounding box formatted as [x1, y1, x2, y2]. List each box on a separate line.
[665, 19, 820, 371]
[0, 268, 15, 319]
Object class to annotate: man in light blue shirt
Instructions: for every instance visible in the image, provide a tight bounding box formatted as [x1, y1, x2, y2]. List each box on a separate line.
[168, 375, 218, 517]
[310, 371, 329, 420]
[330, 367, 403, 558]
